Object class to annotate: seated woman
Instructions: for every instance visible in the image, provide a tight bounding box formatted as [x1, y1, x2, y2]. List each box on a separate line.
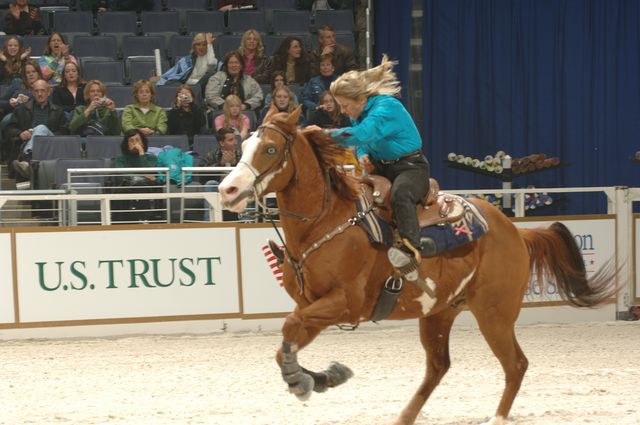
[0, 36, 31, 85]
[38, 32, 77, 86]
[259, 86, 304, 126]
[271, 36, 312, 85]
[156, 32, 217, 95]
[238, 29, 272, 84]
[167, 85, 206, 147]
[214, 94, 250, 141]
[121, 79, 167, 135]
[301, 53, 336, 113]
[51, 61, 86, 116]
[263, 71, 298, 109]
[0, 59, 41, 119]
[205, 51, 263, 112]
[306, 90, 350, 129]
[69, 79, 120, 136]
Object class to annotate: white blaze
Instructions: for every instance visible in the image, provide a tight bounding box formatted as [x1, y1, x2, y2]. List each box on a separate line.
[219, 132, 260, 211]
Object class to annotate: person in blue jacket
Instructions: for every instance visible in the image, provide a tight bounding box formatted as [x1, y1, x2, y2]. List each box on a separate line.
[307, 55, 429, 282]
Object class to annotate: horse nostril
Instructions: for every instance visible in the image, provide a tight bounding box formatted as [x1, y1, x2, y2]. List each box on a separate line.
[224, 186, 238, 196]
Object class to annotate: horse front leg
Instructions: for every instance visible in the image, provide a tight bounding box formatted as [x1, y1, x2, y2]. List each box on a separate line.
[276, 286, 354, 401]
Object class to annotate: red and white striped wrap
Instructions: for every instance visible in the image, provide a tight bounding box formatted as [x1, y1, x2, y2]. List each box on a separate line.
[262, 244, 284, 286]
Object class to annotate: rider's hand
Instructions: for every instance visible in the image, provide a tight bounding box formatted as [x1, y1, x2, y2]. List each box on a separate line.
[359, 155, 374, 174]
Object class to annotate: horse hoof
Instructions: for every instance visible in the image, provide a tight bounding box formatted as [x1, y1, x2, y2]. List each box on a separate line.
[289, 372, 314, 401]
[326, 362, 354, 388]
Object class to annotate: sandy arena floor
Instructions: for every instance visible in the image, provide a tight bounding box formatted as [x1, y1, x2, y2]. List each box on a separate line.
[0, 321, 638, 425]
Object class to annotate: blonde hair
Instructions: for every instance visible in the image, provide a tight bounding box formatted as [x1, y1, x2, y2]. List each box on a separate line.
[238, 29, 264, 57]
[83, 79, 106, 101]
[222, 94, 245, 132]
[330, 54, 400, 100]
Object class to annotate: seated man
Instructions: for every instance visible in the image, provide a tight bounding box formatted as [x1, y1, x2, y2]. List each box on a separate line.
[3, 79, 68, 181]
[309, 25, 358, 76]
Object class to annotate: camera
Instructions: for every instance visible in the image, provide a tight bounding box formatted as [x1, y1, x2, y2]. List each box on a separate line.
[16, 95, 27, 104]
[178, 94, 192, 103]
[97, 97, 107, 106]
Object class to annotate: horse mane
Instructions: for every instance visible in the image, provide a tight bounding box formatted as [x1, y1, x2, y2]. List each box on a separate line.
[269, 113, 360, 201]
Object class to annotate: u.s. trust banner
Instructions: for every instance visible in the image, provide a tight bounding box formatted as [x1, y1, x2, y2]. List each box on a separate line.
[0, 231, 15, 324]
[14, 227, 241, 323]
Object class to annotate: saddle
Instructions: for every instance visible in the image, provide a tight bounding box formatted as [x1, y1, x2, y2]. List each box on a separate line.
[360, 176, 464, 228]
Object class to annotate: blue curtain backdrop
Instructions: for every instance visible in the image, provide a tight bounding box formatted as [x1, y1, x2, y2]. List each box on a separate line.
[373, 0, 412, 101]
[420, 0, 640, 214]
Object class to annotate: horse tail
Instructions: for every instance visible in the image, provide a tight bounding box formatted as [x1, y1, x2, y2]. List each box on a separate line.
[519, 221, 619, 308]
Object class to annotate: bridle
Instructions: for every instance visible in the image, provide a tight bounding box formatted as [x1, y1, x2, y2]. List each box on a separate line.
[240, 122, 331, 223]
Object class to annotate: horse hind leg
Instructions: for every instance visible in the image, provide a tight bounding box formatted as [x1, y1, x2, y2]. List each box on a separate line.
[472, 309, 528, 424]
[393, 308, 460, 425]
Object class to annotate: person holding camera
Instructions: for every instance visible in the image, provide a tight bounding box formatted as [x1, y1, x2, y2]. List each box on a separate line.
[166, 85, 206, 148]
[69, 79, 119, 136]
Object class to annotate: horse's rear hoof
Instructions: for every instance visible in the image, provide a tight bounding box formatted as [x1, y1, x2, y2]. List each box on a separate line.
[326, 362, 354, 388]
[289, 372, 314, 401]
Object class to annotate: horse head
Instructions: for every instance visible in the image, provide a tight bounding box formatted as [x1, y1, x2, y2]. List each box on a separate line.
[219, 105, 302, 212]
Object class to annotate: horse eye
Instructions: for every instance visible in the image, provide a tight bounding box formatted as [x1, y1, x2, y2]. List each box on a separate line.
[266, 146, 277, 155]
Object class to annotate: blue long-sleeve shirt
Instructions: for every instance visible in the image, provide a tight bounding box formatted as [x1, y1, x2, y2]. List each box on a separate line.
[330, 94, 422, 161]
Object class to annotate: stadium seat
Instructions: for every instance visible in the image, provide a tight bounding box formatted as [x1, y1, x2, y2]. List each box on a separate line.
[54, 159, 106, 187]
[127, 57, 171, 84]
[73, 35, 118, 59]
[52, 11, 93, 34]
[168, 34, 194, 61]
[82, 58, 125, 85]
[140, 11, 181, 35]
[256, 0, 296, 9]
[154, 85, 181, 109]
[165, 0, 210, 9]
[122, 35, 167, 60]
[184, 10, 225, 35]
[335, 32, 356, 52]
[32, 135, 83, 161]
[147, 135, 189, 151]
[21, 35, 49, 56]
[314, 10, 354, 33]
[192, 134, 219, 158]
[85, 136, 123, 160]
[271, 10, 310, 34]
[105, 85, 133, 109]
[96, 11, 138, 35]
[226, 10, 266, 34]
[214, 35, 242, 59]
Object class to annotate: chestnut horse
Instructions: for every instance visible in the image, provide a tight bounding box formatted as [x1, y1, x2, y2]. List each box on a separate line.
[218, 108, 617, 425]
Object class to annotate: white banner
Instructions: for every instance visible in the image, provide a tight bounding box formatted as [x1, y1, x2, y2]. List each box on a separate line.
[0, 232, 14, 324]
[239, 227, 295, 315]
[15, 227, 240, 322]
[515, 218, 615, 303]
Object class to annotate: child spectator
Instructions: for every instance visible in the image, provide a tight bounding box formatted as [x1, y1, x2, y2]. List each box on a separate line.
[301, 53, 337, 113]
[214, 94, 251, 141]
[0, 36, 31, 85]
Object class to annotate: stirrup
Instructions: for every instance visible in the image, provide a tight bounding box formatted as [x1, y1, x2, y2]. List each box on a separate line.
[387, 247, 420, 281]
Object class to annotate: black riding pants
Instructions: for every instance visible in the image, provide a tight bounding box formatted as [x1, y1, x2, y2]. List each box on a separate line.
[375, 154, 430, 250]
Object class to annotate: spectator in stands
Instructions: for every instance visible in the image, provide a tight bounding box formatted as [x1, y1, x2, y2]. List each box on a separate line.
[296, 0, 353, 12]
[306, 90, 350, 128]
[3, 79, 68, 181]
[310, 25, 357, 76]
[69, 79, 120, 136]
[51, 61, 87, 117]
[122, 79, 167, 136]
[217, 0, 256, 11]
[167, 85, 206, 147]
[259, 86, 304, 126]
[3, 0, 44, 36]
[0, 60, 41, 122]
[205, 51, 263, 111]
[263, 71, 299, 108]
[156, 33, 218, 96]
[200, 127, 241, 168]
[238, 29, 272, 85]
[39, 32, 78, 87]
[215, 94, 250, 141]
[301, 53, 337, 113]
[115, 129, 157, 171]
[0, 36, 31, 85]
[272, 36, 312, 85]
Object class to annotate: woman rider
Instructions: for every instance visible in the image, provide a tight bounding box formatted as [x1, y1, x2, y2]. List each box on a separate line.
[307, 55, 430, 281]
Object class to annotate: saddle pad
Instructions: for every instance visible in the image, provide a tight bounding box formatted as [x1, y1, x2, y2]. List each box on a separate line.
[357, 193, 393, 246]
[420, 198, 489, 256]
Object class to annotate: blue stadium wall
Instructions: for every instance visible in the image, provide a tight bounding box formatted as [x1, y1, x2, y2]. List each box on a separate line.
[374, 0, 640, 214]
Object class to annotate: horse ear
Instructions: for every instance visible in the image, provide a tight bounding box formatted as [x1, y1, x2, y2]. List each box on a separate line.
[262, 103, 280, 123]
[287, 105, 302, 125]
